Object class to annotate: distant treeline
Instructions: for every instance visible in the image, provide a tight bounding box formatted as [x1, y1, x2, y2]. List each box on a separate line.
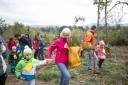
[0, 18, 128, 46]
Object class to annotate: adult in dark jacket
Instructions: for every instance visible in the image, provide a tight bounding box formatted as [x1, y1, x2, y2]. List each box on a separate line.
[38, 34, 45, 60]
[24, 34, 32, 49]
[17, 34, 31, 53]
[0, 42, 7, 85]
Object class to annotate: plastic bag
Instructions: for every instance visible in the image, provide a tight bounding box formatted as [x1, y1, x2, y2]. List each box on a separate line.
[68, 46, 82, 68]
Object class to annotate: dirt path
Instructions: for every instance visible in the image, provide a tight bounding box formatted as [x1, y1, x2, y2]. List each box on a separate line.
[6, 73, 50, 85]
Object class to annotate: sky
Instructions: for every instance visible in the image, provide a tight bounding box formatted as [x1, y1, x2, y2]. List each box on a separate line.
[0, 0, 128, 26]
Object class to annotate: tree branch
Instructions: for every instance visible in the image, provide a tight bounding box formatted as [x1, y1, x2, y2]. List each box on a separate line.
[107, 1, 128, 14]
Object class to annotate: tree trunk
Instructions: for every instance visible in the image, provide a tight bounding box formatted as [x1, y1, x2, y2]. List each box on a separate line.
[105, 0, 108, 43]
[97, 0, 100, 41]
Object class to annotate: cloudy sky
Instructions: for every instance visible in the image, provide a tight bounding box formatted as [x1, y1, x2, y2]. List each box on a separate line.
[0, 0, 128, 26]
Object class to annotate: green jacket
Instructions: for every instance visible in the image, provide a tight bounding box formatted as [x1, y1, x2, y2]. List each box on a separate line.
[15, 58, 46, 80]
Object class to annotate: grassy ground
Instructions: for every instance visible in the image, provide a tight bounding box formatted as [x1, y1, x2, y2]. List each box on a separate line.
[36, 57, 128, 85]
[6, 46, 128, 85]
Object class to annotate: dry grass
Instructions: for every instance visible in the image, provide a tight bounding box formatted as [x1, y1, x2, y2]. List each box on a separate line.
[6, 46, 128, 85]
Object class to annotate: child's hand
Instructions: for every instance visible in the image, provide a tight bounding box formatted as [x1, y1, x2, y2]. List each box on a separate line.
[20, 77, 25, 80]
[18, 77, 25, 80]
[46, 59, 53, 64]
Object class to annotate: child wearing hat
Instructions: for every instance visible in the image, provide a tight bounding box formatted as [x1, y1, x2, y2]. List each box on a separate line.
[8, 46, 20, 73]
[15, 45, 52, 85]
[95, 40, 106, 68]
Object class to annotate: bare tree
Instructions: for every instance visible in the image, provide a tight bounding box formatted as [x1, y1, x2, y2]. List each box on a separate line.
[74, 16, 85, 25]
[107, 1, 128, 14]
[93, 0, 111, 42]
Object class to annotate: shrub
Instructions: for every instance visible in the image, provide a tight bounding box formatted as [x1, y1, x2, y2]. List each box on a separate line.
[37, 67, 59, 82]
[68, 29, 83, 46]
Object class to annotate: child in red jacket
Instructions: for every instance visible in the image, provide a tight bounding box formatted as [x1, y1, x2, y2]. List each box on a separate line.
[7, 38, 16, 51]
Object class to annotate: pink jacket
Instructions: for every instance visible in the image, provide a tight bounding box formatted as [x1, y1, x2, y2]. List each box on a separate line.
[95, 45, 106, 59]
[47, 37, 69, 64]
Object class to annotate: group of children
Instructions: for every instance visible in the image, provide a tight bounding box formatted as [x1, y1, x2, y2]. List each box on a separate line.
[0, 35, 50, 85]
[7, 45, 52, 85]
[7, 34, 46, 74]
[5, 35, 52, 85]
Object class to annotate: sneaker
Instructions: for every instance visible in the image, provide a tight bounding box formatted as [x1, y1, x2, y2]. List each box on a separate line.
[87, 67, 92, 70]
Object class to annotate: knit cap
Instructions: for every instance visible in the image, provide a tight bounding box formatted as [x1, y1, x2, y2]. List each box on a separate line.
[23, 45, 33, 57]
[12, 46, 16, 51]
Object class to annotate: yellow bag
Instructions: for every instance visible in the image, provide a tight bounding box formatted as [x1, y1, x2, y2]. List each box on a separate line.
[68, 46, 82, 68]
[24, 62, 33, 72]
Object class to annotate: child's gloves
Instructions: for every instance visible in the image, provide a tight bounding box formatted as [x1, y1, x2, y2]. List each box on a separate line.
[20, 77, 25, 80]
[17, 75, 25, 80]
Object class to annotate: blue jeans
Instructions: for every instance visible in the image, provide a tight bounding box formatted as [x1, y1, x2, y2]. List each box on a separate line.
[24, 79, 35, 85]
[87, 51, 98, 70]
[57, 63, 70, 85]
